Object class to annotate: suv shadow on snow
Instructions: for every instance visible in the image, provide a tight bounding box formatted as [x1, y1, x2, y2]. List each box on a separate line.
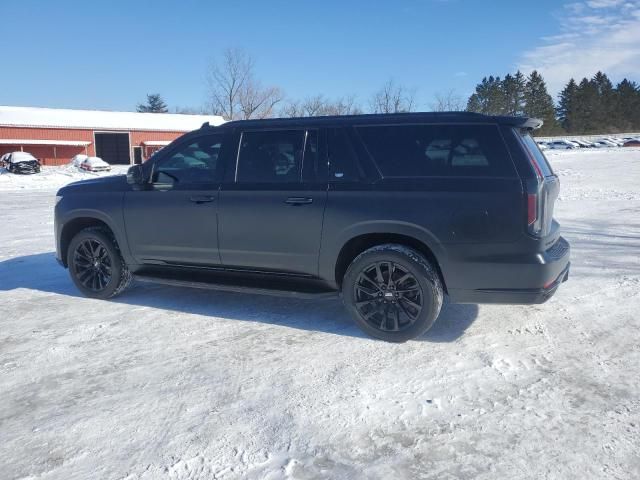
[0, 252, 478, 342]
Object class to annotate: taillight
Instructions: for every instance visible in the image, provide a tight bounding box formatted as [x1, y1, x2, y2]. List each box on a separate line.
[526, 189, 544, 237]
[527, 193, 537, 226]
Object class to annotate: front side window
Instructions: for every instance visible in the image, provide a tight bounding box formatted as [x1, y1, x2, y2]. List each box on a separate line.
[152, 135, 223, 185]
[356, 124, 514, 177]
[236, 130, 306, 184]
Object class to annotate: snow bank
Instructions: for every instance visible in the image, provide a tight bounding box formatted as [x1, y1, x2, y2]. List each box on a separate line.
[0, 164, 129, 191]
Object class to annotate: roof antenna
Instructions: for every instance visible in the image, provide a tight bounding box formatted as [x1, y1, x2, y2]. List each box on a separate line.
[201, 121, 210, 129]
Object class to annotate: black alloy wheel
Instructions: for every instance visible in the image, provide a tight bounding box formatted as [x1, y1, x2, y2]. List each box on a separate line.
[73, 238, 113, 292]
[342, 244, 444, 342]
[354, 261, 423, 333]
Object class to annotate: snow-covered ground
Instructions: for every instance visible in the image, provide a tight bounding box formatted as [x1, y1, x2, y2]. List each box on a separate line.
[0, 164, 130, 191]
[1, 149, 639, 479]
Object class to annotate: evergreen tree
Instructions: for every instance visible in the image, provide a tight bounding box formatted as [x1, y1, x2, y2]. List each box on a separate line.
[557, 78, 578, 133]
[466, 76, 505, 115]
[614, 79, 640, 131]
[136, 94, 168, 113]
[592, 71, 616, 131]
[572, 78, 599, 134]
[502, 71, 526, 116]
[523, 71, 558, 135]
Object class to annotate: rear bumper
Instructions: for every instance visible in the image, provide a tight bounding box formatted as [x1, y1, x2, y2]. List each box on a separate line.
[447, 236, 570, 304]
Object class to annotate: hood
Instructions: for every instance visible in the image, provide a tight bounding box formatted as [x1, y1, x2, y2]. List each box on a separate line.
[57, 174, 129, 196]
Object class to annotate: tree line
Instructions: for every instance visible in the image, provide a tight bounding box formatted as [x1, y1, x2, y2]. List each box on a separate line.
[466, 70, 640, 135]
[136, 48, 640, 136]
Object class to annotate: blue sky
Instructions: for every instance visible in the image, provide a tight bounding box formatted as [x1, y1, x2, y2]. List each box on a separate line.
[2, 0, 639, 112]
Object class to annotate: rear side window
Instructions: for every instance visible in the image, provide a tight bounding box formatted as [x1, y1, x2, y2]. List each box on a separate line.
[519, 131, 554, 177]
[356, 124, 514, 177]
[236, 130, 305, 183]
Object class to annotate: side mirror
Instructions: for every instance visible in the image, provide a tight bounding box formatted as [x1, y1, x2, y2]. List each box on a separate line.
[126, 165, 145, 187]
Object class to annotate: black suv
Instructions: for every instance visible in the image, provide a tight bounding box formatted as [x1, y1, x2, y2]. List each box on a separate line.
[54, 113, 569, 342]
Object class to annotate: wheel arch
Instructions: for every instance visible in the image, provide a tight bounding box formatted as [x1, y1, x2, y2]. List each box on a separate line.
[59, 215, 121, 267]
[330, 224, 448, 293]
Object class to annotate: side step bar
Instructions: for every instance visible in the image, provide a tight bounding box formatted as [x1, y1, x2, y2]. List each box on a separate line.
[133, 274, 339, 300]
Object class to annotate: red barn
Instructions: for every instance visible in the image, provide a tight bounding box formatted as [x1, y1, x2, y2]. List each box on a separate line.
[0, 106, 225, 166]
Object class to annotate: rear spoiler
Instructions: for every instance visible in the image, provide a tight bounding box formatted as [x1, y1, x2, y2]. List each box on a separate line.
[494, 116, 543, 131]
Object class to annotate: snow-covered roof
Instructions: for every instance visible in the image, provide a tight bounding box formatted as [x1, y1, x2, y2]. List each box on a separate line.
[0, 106, 225, 132]
[0, 139, 91, 146]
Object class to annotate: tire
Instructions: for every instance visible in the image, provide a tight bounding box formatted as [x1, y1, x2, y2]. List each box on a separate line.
[342, 244, 443, 342]
[67, 227, 132, 299]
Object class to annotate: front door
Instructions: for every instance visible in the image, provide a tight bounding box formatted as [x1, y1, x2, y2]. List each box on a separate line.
[218, 129, 327, 276]
[123, 133, 228, 266]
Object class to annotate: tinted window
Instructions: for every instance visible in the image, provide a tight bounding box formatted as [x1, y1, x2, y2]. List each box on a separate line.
[356, 124, 514, 177]
[152, 135, 223, 184]
[328, 128, 362, 182]
[236, 130, 305, 184]
[519, 131, 554, 177]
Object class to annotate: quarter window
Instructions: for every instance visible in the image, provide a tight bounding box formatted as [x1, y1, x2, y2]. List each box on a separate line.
[356, 124, 514, 177]
[328, 128, 362, 182]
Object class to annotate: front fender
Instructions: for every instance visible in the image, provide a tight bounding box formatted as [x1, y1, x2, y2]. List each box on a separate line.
[55, 192, 132, 266]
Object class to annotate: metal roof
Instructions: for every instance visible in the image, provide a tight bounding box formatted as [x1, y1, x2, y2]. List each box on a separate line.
[0, 105, 226, 132]
[0, 139, 91, 146]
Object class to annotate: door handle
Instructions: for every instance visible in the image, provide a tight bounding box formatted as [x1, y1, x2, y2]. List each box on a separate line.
[285, 197, 313, 206]
[189, 195, 216, 204]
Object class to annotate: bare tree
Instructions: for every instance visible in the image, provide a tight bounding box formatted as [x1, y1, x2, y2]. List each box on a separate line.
[239, 82, 284, 119]
[280, 94, 362, 117]
[430, 89, 464, 112]
[173, 106, 207, 115]
[206, 48, 283, 120]
[369, 79, 416, 114]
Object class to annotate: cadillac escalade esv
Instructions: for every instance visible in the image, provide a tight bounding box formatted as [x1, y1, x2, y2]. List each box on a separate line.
[55, 112, 570, 342]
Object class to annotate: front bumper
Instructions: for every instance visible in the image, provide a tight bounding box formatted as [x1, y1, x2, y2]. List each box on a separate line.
[12, 163, 40, 174]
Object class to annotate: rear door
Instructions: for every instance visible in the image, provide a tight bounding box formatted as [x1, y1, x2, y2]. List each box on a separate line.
[218, 128, 327, 275]
[123, 132, 229, 266]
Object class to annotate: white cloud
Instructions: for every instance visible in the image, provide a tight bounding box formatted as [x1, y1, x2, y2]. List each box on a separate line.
[518, 1, 640, 94]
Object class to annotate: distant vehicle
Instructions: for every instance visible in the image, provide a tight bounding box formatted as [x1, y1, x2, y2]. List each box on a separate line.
[602, 137, 624, 146]
[592, 140, 618, 148]
[55, 112, 570, 342]
[623, 139, 640, 147]
[537, 143, 549, 151]
[79, 156, 111, 172]
[571, 139, 594, 148]
[548, 140, 578, 150]
[70, 154, 89, 167]
[2, 151, 41, 174]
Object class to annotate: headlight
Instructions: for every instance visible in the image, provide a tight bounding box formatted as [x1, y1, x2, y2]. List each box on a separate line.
[55, 195, 63, 205]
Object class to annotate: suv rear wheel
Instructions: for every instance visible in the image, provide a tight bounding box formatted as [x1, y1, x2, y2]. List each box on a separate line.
[342, 244, 443, 342]
[67, 227, 131, 299]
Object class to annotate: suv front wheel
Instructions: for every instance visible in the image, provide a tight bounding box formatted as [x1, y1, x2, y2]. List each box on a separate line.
[67, 227, 131, 299]
[342, 244, 444, 342]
